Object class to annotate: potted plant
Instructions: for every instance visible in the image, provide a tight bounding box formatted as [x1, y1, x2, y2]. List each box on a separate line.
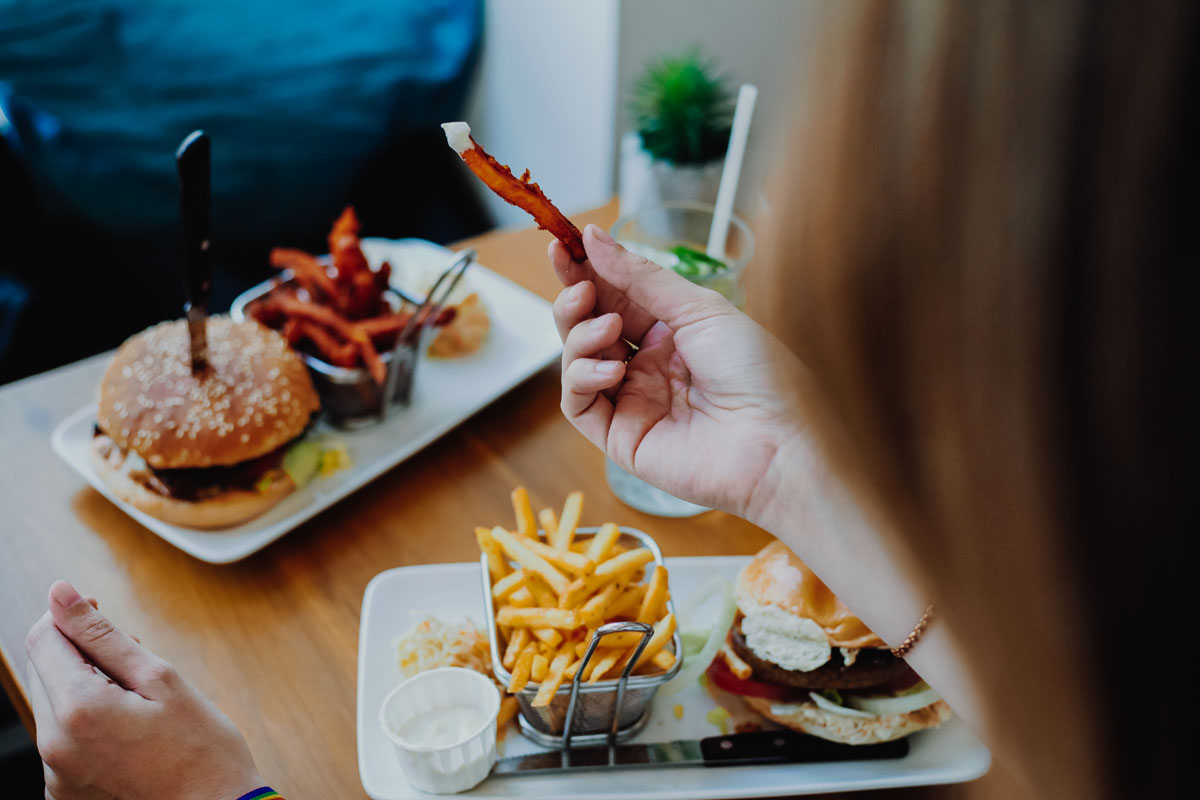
[619, 50, 733, 215]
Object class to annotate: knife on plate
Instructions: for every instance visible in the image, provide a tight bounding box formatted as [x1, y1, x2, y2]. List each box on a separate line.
[492, 730, 908, 776]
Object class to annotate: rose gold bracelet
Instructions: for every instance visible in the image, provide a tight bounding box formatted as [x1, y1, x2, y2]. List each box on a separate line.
[890, 603, 935, 659]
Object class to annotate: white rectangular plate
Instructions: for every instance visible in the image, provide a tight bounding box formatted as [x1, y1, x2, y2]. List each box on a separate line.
[357, 557, 990, 799]
[50, 239, 561, 563]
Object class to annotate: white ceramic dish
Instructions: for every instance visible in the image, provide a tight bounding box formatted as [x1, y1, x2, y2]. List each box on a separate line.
[357, 557, 991, 799]
[381, 667, 500, 794]
[49, 239, 561, 563]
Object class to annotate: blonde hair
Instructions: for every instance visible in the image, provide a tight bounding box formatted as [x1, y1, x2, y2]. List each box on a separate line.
[755, 1, 1191, 796]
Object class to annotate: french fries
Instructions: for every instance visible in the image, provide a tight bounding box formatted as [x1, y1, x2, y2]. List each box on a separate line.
[476, 527, 510, 583]
[497, 695, 520, 735]
[495, 607, 578, 629]
[507, 646, 535, 693]
[594, 547, 654, 578]
[511, 487, 537, 538]
[531, 654, 549, 682]
[551, 491, 584, 550]
[585, 522, 621, 563]
[490, 527, 570, 594]
[538, 508, 559, 538]
[637, 566, 669, 624]
[480, 487, 677, 709]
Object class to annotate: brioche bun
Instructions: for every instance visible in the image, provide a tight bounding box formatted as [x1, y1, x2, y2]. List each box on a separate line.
[736, 540, 884, 650]
[742, 695, 953, 745]
[97, 317, 319, 469]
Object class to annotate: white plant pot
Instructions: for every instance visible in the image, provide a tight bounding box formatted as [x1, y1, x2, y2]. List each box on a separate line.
[618, 131, 723, 217]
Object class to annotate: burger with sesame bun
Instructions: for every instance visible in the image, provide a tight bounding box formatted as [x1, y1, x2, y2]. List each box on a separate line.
[90, 316, 322, 529]
[707, 540, 951, 744]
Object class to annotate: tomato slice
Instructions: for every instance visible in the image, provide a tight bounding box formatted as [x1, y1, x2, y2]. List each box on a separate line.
[706, 657, 806, 702]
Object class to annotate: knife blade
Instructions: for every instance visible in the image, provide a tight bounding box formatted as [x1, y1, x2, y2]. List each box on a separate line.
[175, 129, 212, 374]
[491, 730, 908, 776]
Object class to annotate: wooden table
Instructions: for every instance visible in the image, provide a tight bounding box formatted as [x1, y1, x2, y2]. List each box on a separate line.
[0, 202, 1014, 798]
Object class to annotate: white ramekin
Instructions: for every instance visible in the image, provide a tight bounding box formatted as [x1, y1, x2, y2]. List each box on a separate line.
[379, 667, 500, 794]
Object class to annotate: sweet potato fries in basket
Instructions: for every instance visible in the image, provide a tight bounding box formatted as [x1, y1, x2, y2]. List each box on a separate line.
[248, 207, 451, 384]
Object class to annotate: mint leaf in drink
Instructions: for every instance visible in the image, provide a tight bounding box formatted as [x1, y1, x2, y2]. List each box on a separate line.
[670, 245, 728, 277]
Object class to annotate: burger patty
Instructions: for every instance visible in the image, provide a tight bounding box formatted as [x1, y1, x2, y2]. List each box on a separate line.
[730, 621, 914, 690]
[93, 426, 287, 502]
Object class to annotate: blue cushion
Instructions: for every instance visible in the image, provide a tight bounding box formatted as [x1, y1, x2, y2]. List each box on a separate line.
[0, 0, 481, 240]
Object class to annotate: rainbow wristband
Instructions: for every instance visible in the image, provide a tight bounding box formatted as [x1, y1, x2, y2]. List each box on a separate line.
[235, 789, 283, 800]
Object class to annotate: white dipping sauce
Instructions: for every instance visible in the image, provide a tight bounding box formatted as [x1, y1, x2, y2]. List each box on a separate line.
[393, 706, 487, 748]
[441, 121, 473, 155]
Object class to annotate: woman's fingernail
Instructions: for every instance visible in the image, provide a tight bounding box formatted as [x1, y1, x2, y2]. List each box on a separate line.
[595, 360, 621, 375]
[571, 282, 587, 301]
[586, 224, 614, 245]
[50, 581, 82, 608]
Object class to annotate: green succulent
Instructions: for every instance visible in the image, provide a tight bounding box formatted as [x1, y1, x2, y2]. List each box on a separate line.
[633, 49, 733, 166]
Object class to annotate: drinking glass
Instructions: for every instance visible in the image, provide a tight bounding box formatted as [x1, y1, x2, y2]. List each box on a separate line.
[604, 202, 755, 516]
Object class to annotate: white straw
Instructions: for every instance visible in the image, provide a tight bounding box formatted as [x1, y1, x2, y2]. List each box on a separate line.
[706, 84, 758, 259]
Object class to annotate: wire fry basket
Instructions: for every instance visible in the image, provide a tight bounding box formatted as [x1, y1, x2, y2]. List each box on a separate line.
[480, 527, 683, 748]
[230, 249, 475, 428]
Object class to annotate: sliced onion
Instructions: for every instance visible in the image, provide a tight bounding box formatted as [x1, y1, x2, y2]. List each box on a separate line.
[808, 691, 877, 718]
[659, 576, 736, 698]
[844, 683, 941, 716]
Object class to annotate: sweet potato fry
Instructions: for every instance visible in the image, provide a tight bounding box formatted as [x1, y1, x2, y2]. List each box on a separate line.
[270, 248, 340, 302]
[270, 295, 357, 340]
[328, 206, 369, 283]
[356, 333, 386, 385]
[442, 122, 586, 262]
[295, 321, 350, 366]
[355, 313, 417, 338]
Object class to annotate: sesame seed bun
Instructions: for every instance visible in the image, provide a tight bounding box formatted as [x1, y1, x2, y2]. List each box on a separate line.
[97, 317, 319, 469]
[89, 434, 297, 529]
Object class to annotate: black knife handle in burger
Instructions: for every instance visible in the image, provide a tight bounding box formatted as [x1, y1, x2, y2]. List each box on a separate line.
[176, 129, 212, 374]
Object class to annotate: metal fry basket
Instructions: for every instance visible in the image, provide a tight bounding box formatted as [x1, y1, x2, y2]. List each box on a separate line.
[229, 249, 475, 428]
[480, 527, 683, 748]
